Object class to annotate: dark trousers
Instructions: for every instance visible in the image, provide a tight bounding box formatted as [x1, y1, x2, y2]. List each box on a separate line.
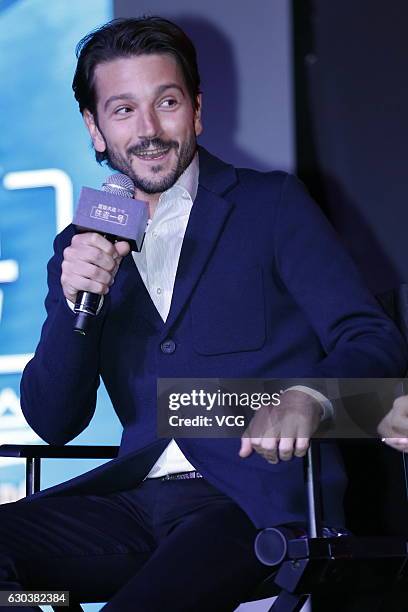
[0, 477, 271, 611]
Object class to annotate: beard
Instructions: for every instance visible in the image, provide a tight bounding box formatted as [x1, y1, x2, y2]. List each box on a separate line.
[103, 133, 197, 195]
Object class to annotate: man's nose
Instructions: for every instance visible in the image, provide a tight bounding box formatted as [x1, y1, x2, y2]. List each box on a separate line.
[136, 108, 160, 139]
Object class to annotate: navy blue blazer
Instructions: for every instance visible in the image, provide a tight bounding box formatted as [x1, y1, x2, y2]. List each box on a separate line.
[20, 147, 407, 528]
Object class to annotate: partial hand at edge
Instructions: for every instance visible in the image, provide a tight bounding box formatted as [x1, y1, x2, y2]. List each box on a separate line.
[378, 395, 408, 452]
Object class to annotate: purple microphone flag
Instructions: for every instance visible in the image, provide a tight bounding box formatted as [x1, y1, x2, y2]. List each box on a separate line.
[73, 186, 149, 251]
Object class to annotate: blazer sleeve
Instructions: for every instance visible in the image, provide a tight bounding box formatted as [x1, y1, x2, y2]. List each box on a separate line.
[20, 226, 105, 445]
[273, 174, 408, 378]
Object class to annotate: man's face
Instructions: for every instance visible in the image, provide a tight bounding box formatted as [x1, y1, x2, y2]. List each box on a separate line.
[84, 53, 202, 197]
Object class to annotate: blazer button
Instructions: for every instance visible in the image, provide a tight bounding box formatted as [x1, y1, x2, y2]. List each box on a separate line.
[160, 339, 176, 354]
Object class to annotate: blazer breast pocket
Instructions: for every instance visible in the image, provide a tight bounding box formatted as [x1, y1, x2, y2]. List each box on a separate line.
[190, 265, 266, 355]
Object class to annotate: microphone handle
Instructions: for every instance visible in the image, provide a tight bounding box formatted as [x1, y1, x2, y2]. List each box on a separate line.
[73, 233, 117, 335]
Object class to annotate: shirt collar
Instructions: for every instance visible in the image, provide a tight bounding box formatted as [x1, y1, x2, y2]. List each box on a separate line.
[176, 151, 199, 202]
[157, 151, 199, 207]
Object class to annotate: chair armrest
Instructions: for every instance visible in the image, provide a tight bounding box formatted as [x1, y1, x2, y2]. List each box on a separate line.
[0, 445, 120, 497]
[0, 444, 119, 459]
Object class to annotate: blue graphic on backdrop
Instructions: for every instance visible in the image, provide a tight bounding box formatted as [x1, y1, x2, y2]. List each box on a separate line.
[0, 0, 121, 507]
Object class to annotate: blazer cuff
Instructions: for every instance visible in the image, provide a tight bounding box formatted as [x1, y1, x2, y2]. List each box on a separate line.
[285, 385, 334, 421]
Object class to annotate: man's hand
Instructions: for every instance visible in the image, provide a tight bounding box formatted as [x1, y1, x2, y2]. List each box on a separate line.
[61, 232, 131, 304]
[239, 389, 322, 463]
[377, 395, 408, 452]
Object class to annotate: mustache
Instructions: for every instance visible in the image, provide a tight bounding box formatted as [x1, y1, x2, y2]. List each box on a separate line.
[127, 138, 179, 156]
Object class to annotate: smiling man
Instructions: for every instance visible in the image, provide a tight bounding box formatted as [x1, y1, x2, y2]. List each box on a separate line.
[84, 53, 201, 216]
[0, 16, 406, 612]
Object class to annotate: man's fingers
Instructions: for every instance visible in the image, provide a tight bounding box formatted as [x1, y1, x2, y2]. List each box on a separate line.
[392, 396, 408, 416]
[378, 396, 408, 443]
[240, 435, 280, 464]
[277, 437, 295, 461]
[391, 413, 408, 434]
[240, 392, 321, 464]
[72, 232, 116, 254]
[239, 437, 253, 458]
[240, 435, 308, 463]
[240, 436, 279, 461]
[378, 417, 405, 440]
[61, 234, 129, 302]
[64, 244, 116, 273]
[64, 260, 112, 285]
[115, 240, 131, 257]
[382, 437, 408, 452]
[377, 419, 388, 439]
[294, 437, 310, 458]
[62, 272, 109, 299]
[253, 438, 279, 464]
[247, 437, 262, 447]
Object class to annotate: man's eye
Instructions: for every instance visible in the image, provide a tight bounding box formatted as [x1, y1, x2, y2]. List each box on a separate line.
[160, 98, 178, 108]
[114, 107, 132, 115]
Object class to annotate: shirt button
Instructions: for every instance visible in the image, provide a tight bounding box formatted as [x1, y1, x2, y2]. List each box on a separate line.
[152, 231, 158, 238]
[156, 287, 162, 295]
[160, 339, 176, 354]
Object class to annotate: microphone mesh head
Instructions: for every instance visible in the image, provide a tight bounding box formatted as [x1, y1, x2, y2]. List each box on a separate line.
[102, 173, 135, 198]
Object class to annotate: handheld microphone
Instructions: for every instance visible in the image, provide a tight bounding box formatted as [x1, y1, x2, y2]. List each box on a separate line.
[72, 173, 148, 334]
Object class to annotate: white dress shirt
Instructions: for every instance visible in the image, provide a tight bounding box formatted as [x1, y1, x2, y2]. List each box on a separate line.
[134, 155, 199, 478]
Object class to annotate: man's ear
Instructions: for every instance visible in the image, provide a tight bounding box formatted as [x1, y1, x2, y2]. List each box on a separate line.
[83, 109, 106, 153]
[194, 94, 203, 137]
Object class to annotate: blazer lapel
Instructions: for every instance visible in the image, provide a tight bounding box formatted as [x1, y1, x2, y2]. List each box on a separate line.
[164, 149, 238, 331]
[117, 148, 238, 333]
[117, 253, 164, 331]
